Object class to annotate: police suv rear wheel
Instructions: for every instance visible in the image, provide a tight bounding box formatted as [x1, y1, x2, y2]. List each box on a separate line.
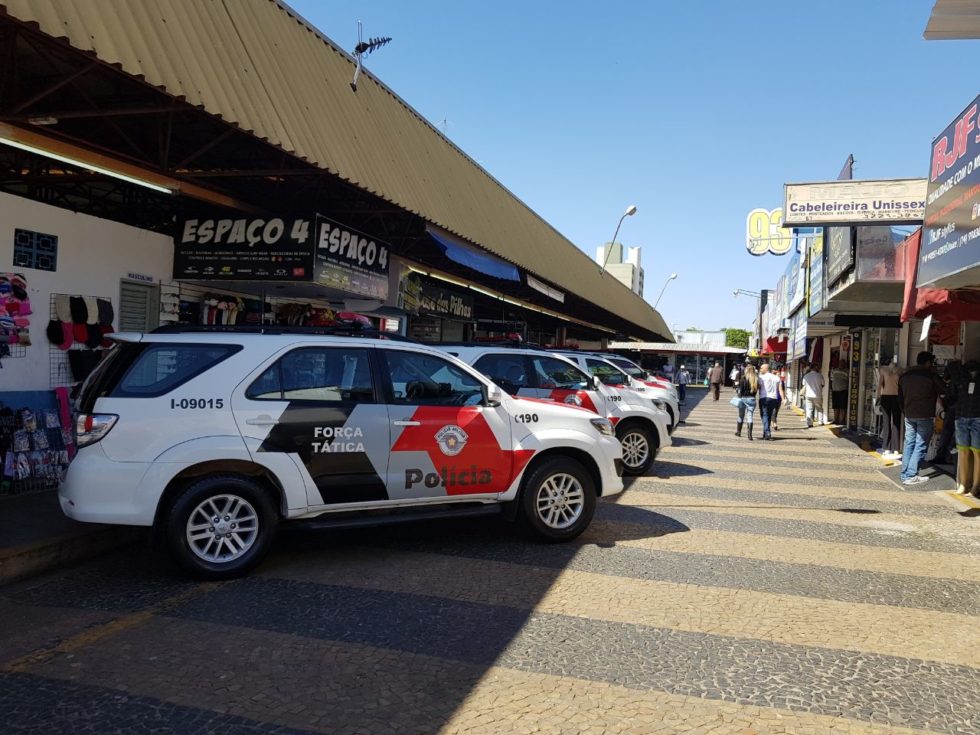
[617, 423, 655, 475]
[165, 475, 278, 580]
[519, 457, 596, 541]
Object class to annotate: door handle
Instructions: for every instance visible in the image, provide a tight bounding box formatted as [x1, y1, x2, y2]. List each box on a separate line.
[245, 415, 279, 426]
[393, 420, 421, 427]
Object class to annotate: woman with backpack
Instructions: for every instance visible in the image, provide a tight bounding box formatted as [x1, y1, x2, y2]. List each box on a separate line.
[735, 364, 759, 440]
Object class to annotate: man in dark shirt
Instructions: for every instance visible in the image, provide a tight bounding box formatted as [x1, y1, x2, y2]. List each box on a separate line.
[708, 362, 724, 401]
[898, 351, 946, 486]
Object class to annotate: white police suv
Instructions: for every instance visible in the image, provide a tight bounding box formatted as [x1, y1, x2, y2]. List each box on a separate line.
[61, 327, 624, 578]
[555, 351, 681, 432]
[440, 344, 670, 476]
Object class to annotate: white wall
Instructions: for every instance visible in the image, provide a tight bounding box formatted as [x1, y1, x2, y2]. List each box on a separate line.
[0, 192, 173, 391]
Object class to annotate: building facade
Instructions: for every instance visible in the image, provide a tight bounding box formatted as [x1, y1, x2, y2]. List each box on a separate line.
[596, 242, 644, 296]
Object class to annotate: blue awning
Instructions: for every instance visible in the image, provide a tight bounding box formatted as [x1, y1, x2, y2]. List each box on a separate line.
[427, 226, 520, 282]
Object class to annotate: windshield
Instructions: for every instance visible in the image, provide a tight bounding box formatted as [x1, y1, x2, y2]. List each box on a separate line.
[608, 358, 646, 378]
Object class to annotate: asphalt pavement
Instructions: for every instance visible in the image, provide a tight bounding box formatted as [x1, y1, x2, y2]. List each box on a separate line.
[1, 388, 978, 734]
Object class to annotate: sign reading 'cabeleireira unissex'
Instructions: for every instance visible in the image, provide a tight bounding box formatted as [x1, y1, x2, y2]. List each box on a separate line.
[783, 179, 926, 226]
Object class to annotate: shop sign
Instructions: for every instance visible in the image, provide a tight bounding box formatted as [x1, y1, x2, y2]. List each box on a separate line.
[174, 216, 315, 280]
[420, 285, 474, 320]
[918, 95, 980, 287]
[825, 226, 854, 286]
[398, 270, 422, 314]
[784, 249, 807, 314]
[848, 331, 862, 428]
[783, 179, 926, 226]
[746, 207, 794, 255]
[789, 308, 806, 360]
[808, 232, 825, 317]
[314, 216, 389, 300]
[126, 271, 154, 283]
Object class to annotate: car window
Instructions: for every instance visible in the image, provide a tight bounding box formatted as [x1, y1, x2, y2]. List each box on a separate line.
[385, 351, 484, 406]
[473, 353, 528, 394]
[609, 358, 645, 377]
[530, 356, 591, 390]
[113, 343, 241, 397]
[246, 348, 375, 403]
[586, 358, 626, 386]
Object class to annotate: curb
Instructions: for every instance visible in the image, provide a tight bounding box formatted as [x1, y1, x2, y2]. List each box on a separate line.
[0, 526, 143, 586]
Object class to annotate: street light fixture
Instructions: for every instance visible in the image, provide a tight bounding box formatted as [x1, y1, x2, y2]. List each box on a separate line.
[599, 204, 638, 276]
[654, 273, 678, 309]
[732, 289, 761, 299]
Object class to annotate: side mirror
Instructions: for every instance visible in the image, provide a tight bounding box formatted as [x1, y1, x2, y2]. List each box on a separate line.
[591, 375, 602, 391]
[484, 383, 503, 407]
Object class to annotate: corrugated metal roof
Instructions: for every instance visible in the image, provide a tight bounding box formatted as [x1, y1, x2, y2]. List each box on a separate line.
[2, 0, 671, 339]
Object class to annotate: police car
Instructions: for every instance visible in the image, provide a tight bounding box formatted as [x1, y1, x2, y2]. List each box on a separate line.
[60, 327, 624, 578]
[554, 351, 680, 431]
[602, 354, 679, 396]
[438, 344, 671, 476]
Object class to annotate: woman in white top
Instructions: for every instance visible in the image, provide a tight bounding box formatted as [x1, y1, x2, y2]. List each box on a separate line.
[758, 363, 784, 441]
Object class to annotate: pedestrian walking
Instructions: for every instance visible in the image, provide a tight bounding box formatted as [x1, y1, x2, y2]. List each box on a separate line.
[734, 364, 759, 441]
[758, 363, 783, 440]
[946, 360, 980, 496]
[802, 364, 825, 428]
[898, 351, 945, 486]
[729, 363, 739, 390]
[708, 361, 724, 401]
[830, 361, 849, 425]
[676, 364, 691, 404]
[770, 363, 785, 431]
[933, 360, 962, 465]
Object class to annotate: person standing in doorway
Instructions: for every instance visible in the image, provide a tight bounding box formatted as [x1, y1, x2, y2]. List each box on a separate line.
[708, 361, 724, 401]
[676, 364, 691, 404]
[729, 363, 740, 390]
[735, 365, 759, 440]
[758, 363, 784, 441]
[899, 351, 946, 486]
[802, 364, 825, 428]
[830, 361, 849, 426]
[878, 357, 902, 457]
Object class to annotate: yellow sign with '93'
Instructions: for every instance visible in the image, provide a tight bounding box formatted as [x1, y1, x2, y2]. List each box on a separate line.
[746, 208, 793, 256]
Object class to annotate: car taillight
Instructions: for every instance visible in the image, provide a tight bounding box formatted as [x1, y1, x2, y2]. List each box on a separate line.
[75, 413, 118, 447]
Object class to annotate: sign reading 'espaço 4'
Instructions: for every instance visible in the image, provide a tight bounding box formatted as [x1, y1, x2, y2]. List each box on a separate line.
[173, 214, 390, 298]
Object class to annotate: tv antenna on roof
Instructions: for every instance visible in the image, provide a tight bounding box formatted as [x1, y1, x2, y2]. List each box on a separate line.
[350, 20, 392, 92]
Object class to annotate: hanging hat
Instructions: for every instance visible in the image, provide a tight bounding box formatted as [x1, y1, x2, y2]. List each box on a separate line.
[83, 296, 99, 325]
[96, 298, 114, 326]
[84, 323, 103, 349]
[5, 300, 19, 316]
[73, 323, 88, 344]
[55, 294, 73, 323]
[60, 321, 73, 350]
[69, 296, 87, 324]
[17, 328, 30, 346]
[46, 320, 63, 345]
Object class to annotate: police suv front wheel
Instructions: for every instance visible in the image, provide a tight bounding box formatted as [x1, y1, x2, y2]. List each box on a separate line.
[518, 457, 596, 542]
[616, 423, 655, 475]
[165, 475, 278, 580]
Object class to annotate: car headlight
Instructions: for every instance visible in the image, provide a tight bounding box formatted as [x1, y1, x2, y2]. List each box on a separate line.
[590, 418, 615, 437]
[652, 399, 666, 410]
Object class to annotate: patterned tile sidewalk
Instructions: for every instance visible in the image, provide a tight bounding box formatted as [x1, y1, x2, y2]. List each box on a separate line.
[1, 389, 978, 734]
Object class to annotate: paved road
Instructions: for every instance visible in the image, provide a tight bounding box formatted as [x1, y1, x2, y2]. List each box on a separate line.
[2, 389, 979, 734]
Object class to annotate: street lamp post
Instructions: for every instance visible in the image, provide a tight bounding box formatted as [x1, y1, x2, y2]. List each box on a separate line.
[599, 204, 638, 276]
[733, 289, 763, 352]
[654, 273, 678, 309]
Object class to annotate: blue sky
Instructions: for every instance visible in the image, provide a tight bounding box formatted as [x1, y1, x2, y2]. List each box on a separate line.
[289, 1, 977, 333]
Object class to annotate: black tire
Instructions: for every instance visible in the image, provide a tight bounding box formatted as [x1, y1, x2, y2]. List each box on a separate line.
[164, 474, 278, 580]
[518, 456, 596, 542]
[666, 405, 676, 431]
[616, 422, 656, 476]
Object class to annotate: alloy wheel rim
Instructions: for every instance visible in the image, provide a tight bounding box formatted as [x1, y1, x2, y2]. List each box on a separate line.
[186, 494, 259, 564]
[621, 431, 650, 468]
[535, 473, 585, 530]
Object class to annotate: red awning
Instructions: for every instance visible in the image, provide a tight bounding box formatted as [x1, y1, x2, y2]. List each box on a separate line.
[764, 337, 788, 354]
[901, 229, 980, 322]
